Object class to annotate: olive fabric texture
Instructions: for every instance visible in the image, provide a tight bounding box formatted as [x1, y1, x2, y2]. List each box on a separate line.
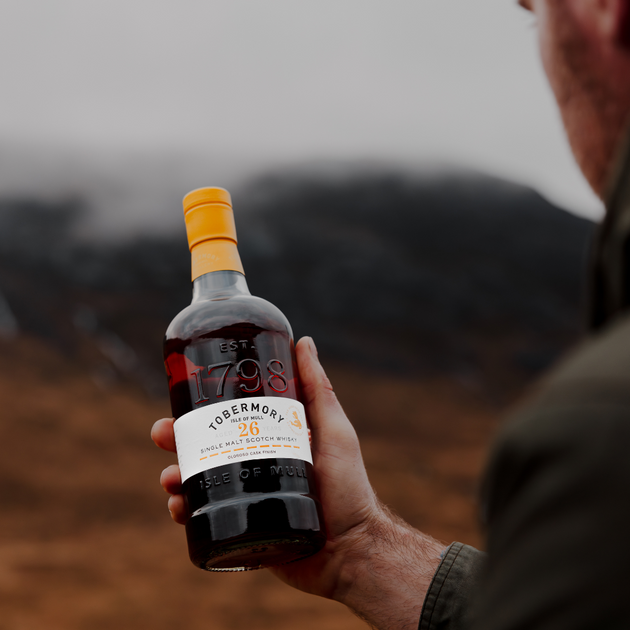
[418, 135, 630, 629]
[419, 543, 484, 630]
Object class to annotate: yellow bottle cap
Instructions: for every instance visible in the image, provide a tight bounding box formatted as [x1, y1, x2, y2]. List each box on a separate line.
[182, 187, 244, 278]
[183, 187, 236, 249]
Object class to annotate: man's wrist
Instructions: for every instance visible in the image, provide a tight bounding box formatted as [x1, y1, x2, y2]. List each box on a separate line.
[333, 505, 446, 630]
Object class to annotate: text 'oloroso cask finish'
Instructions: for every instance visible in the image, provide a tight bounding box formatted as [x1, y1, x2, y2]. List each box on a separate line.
[164, 187, 326, 571]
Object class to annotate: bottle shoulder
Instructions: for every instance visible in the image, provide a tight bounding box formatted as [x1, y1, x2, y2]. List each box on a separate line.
[165, 293, 293, 344]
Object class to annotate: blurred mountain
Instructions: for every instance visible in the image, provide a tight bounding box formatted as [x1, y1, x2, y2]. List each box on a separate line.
[0, 170, 595, 401]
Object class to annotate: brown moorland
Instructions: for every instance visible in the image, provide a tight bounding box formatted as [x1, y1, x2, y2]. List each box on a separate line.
[0, 335, 502, 630]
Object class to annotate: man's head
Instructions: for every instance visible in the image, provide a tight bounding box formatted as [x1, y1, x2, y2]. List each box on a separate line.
[520, 0, 630, 197]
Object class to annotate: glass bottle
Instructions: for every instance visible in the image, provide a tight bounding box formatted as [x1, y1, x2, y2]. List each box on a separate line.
[164, 187, 326, 571]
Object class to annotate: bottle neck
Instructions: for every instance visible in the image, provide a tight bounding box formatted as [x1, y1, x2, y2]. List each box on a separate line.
[190, 238, 244, 281]
[192, 270, 251, 302]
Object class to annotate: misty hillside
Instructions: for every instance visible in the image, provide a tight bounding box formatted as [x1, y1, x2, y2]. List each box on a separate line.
[0, 170, 595, 400]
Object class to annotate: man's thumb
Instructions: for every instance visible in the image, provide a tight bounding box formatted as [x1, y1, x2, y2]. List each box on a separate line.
[295, 337, 358, 450]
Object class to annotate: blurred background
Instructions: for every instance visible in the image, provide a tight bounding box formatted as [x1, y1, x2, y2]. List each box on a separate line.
[0, 1, 598, 628]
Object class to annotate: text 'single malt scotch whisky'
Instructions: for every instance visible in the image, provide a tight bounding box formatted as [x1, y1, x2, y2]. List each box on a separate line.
[164, 187, 326, 571]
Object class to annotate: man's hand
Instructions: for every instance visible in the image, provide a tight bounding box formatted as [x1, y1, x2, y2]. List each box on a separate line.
[151, 337, 446, 630]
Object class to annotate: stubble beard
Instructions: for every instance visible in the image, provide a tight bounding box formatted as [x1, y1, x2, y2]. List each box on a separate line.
[544, 2, 630, 199]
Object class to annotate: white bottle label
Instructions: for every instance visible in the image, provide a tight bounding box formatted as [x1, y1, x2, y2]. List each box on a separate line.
[174, 396, 312, 483]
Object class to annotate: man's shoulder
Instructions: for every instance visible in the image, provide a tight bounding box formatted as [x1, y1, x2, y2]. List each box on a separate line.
[509, 311, 630, 429]
[541, 311, 630, 394]
[485, 312, 630, 488]
[476, 316, 630, 630]
[480, 311, 630, 546]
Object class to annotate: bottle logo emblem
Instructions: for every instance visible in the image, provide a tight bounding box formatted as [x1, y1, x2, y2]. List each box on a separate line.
[287, 407, 305, 436]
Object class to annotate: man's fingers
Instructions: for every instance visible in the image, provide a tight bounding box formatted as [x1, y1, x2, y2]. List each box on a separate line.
[160, 464, 182, 494]
[167, 494, 188, 525]
[151, 417, 177, 453]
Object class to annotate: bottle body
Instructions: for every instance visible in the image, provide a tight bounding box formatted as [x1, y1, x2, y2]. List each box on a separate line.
[164, 271, 326, 571]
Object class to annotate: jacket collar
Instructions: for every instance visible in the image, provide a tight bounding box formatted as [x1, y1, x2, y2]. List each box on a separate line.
[589, 125, 630, 329]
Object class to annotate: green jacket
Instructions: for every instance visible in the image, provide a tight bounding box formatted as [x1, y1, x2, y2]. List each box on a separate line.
[419, 135, 630, 629]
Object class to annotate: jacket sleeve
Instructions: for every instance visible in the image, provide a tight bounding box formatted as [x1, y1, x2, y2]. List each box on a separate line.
[419, 543, 485, 630]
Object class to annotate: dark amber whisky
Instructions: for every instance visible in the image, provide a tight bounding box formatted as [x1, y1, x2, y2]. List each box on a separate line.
[164, 187, 326, 571]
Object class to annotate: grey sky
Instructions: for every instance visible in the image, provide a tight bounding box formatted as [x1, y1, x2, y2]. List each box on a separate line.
[0, 0, 603, 227]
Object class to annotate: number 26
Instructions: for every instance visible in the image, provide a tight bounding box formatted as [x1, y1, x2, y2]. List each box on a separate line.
[239, 421, 259, 437]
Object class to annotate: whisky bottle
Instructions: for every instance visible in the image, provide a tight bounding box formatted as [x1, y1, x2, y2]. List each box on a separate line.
[164, 187, 326, 571]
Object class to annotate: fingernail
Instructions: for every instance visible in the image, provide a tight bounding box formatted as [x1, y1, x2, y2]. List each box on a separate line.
[308, 337, 319, 359]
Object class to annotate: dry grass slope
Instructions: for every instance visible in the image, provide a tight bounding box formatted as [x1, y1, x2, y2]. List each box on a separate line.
[0, 337, 500, 630]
